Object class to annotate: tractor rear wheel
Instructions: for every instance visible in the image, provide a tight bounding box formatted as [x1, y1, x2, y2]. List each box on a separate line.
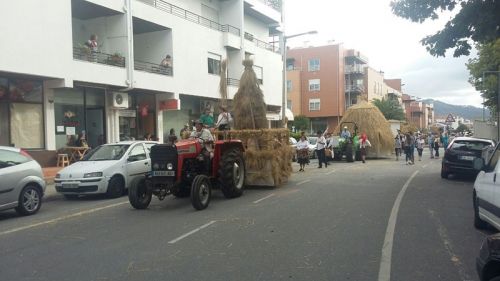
[219, 149, 245, 199]
[128, 177, 152, 209]
[191, 175, 211, 210]
[345, 143, 354, 162]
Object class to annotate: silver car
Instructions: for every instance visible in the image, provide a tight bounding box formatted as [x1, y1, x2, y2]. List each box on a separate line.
[0, 146, 46, 215]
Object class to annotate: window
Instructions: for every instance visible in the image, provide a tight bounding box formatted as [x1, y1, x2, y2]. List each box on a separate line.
[287, 100, 292, 110]
[309, 98, 320, 111]
[287, 80, 292, 92]
[128, 144, 147, 162]
[254, 65, 263, 84]
[0, 149, 30, 169]
[208, 53, 221, 75]
[308, 59, 320, 71]
[309, 79, 320, 91]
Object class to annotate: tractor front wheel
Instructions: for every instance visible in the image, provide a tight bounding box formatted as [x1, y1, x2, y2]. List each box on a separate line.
[128, 177, 152, 209]
[219, 149, 246, 199]
[191, 175, 211, 210]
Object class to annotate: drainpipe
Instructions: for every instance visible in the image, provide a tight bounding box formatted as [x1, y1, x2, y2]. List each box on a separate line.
[122, 0, 134, 91]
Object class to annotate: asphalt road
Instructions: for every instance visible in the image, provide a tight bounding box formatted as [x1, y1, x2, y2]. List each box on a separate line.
[0, 150, 496, 281]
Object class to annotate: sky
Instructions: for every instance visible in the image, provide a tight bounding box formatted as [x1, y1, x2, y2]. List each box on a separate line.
[284, 0, 483, 107]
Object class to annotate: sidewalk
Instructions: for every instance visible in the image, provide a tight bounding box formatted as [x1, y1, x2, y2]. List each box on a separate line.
[42, 167, 62, 201]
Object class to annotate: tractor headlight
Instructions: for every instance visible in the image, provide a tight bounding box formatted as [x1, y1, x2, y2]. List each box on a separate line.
[167, 163, 173, 170]
[153, 163, 159, 170]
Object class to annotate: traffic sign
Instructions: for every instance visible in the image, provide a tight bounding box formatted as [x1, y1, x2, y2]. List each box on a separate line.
[445, 114, 455, 123]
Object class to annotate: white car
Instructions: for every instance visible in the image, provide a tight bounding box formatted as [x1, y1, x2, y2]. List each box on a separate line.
[55, 141, 158, 199]
[473, 143, 500, 230]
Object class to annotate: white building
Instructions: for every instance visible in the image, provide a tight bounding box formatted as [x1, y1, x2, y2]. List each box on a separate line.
[0, 0, 283, 166]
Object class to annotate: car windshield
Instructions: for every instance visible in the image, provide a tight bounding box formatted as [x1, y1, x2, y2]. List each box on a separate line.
[450, 140, 491, 151]
[82, 145, 130, 161]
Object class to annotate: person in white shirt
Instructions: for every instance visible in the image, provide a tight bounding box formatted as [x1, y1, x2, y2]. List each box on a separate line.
[296, 135, 310, 172]
[190, 119, 214, 153]
[316, 130, 327, 168]
[215, 105, 233, 131]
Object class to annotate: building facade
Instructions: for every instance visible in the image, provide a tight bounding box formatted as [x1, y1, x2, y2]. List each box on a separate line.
[0, 0, 283, 165]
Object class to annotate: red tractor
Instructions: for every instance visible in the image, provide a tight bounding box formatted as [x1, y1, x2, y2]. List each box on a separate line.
[128, 138, 246, 210]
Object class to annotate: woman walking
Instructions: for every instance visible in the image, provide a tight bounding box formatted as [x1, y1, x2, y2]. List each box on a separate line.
[394, 134, 402, 161]
[359, 133, 372, 163]
[296, 135, 310, 172]
[416, 134, 425, 161]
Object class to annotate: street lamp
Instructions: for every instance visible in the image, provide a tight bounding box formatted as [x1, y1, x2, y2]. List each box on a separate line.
[482, 71, 500, 141]
[281, 30, 318, 126]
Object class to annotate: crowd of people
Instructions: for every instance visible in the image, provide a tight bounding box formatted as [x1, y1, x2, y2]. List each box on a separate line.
[394, 130, 449, 165]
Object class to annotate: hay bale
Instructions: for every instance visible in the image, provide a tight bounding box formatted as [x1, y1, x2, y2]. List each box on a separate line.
[232, 60, 267, 129]
[334, 101, 394, 158]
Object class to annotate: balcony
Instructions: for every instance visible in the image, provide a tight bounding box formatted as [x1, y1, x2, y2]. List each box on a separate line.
[244, 32, 279, 53]
[345, 85, 364, 93]
[227, 78, 240, 87]
[135, 60, 172, 76]
[137, 0, 240, 36]
[345, 49, 369, 64]
[244, 0, 281, 24]
[73, 47, 125, 68]
[345, 64, 365, 75]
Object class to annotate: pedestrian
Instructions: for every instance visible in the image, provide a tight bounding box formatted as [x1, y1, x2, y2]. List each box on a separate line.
[316, 130, 327, 168]
[416, 134, 425, 161]
[404, 133, 413, 165]
[167, 128, 177, 144]
[442, 132, 449, 150]
[359, 133, 371, 163]
[409, 132, 416, 164]
[428, 133, 435, 159]
[296, 135, 309, 172]
[434, 137, 440, 158]
[394, 135, 402, 161]
[215, 105, 233, 131]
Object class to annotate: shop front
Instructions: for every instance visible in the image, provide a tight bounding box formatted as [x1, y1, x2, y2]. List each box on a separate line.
[118, 92, 157, 141]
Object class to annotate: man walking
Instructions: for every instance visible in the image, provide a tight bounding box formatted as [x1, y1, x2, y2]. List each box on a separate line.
[316, 130, 327, 168]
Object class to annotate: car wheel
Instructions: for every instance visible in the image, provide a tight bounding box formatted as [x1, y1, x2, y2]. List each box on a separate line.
[15, 184, 42, 216]
[190, 175, 211, 210]
[106, 176, 125, 199]
[128, 177, 152, 209]
[473, 193, 488, 229]
[441, 165, 449, 179]
[219, 148, 245, 199]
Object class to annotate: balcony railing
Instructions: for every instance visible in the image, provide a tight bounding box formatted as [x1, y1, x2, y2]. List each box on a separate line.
[244, 32, 279, 53]
[138, 0, 240, 36]
[345, 85, 364, 92]
[227, 78, 240, 86]
[345, 64, 365, 74]
[73, 47, 125, 68]
[134, 60, 173, 76]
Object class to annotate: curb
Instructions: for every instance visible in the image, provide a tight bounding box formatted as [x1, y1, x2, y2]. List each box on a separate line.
[43, 183, 63, 202]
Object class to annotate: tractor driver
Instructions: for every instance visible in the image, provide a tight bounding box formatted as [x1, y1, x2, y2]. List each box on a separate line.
[341, 126, 351, 139]
[190, 119, 214, 155]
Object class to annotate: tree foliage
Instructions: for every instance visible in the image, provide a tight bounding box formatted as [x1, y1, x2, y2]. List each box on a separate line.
[455, 123, 469, 133]
[292, 115, 310, 131]
[466, 39, 500, 112]
[390, 0, 500, 57]
[372, 98, 406, 121]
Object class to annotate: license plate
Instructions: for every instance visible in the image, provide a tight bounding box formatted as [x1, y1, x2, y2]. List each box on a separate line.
[62, 182, 79, 189]
[152, 171, 175, 176]
[460, 155, 474, 161]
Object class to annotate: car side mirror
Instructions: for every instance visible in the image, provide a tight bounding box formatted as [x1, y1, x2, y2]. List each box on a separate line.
[473, 157, 485, 171]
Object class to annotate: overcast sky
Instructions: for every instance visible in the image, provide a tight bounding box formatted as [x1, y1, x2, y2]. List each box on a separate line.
[284, 0, 483, 107]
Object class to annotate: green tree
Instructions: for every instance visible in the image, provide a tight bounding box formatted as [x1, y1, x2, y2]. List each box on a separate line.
[455, 123, 469, 133]
[292, 115, 310, 131]
[372, 98, 406, 121]
[390, 0, 500, 57]
[466, 39, 500, 112]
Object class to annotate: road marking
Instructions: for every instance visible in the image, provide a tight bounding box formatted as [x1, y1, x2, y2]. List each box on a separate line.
[296, 179, 311, 186]
[0, 201, 129, 237]
[378, 170, 419, 281]
[325, 169, 336, 175]
[253, 193, 275, 204]
[168, 220, 217, 244]
[428, 210, 473, 281]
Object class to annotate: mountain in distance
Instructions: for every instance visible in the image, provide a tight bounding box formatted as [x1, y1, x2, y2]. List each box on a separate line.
[422, 99, 488, 121]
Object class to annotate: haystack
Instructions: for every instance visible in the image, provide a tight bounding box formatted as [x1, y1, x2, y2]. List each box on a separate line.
[232, 60, 267, 129]
[225, 59, 292, 186]
[400, 123, 418, 134]
[334, 101, 393, 158]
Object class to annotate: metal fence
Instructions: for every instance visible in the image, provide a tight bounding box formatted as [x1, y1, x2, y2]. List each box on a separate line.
[244, 32, 279, 53]
[73, 47, 125, 67]
[227, 78, 240, 86]
[134, 60, 173, 76]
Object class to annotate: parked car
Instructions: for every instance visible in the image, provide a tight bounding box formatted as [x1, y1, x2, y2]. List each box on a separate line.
[473, 143, 500, 231]
[290, 137, 297, 162]
[441, 137, 495, 179]
[307, 136, 318, 159]
[0, 146, 46, 215]
[55, 141, 158, 199]
[476, 233, 500, 281]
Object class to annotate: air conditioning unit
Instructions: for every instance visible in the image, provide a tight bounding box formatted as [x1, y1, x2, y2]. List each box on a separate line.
[112, 92, 128, 109]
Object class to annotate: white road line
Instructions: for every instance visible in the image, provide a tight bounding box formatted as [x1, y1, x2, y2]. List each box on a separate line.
[325, 169, 336, 175]
[378, 170, 419, 281]
[296, 179, 311, 186]
[253, 193, 275, 204]
[0, 201, 129, 237]
[168, 220, 217, 244]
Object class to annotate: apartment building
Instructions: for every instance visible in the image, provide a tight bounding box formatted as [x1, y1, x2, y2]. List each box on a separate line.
[286, 44, 345, 132]
[0, 0, 283, 166]
[402, 94, 434, 130]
